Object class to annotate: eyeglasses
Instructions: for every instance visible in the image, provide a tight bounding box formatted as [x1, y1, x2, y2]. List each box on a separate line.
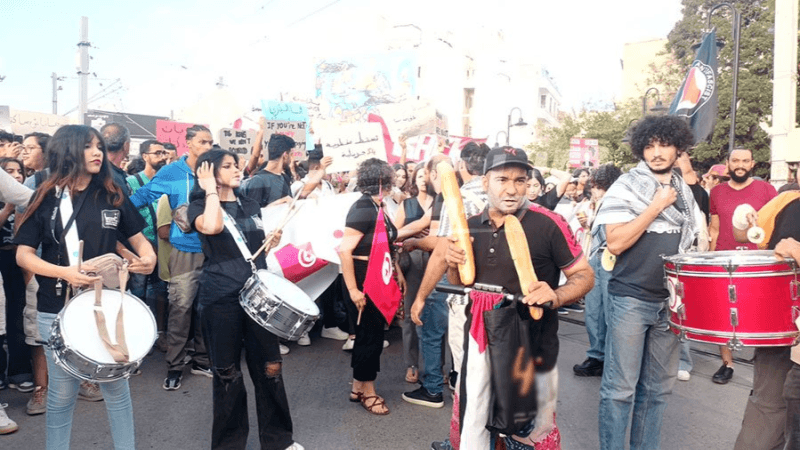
[145, 150, 169, 157]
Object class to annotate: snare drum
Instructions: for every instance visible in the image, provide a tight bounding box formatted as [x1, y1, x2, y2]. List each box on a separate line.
[664, 251, 800, 348]
[49, 288, 157, 382]
[240, 270, 320, 341]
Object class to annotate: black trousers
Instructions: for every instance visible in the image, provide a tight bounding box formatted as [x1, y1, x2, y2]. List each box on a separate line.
[198, 299, 293, 450]
[0, 248, 31, 379]
[347, 260, 386, 382]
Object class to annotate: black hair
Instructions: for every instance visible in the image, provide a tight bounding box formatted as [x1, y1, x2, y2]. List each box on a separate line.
[0, 131, 14, 143]
[125, 157, 146, 175]
[0, 157, 26, 182]
[268, 134, 295, 161]
[727, 148, 753, 160]
[163, 142, 177, 151]
[529, 168, 545, 188]
[23, 132, 51, 154]
[356, 158, 394, 196]
[461, 141, 490, 176]
[189, 149, 240, 202]
[13, 135, 23, 144]
[295, 160, 309, 179]
[139, 139, 162, 155]
[629, 115, 694, 160]
[591, 163, 623, 191]
[572, 168, 590, 178]
[99, 123, 130, 153]
[392, 163, 409, 191]
[408, 163, 433, 197]
[185, 124, 211, 142]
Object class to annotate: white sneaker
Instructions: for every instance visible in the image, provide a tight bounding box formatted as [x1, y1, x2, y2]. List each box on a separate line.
[342, 337, 355, 351]
[280, 344, 290, 355]
[297, 333, 311, 346]
[284, 442, 304, 450]
[0, 403, 18, 435]
[677, 370, 691, 381]
[320, 326, 349, 341]
[383, 340, 390, 349]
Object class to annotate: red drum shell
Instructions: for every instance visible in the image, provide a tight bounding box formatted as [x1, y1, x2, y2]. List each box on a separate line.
[664, 251, 800, 347]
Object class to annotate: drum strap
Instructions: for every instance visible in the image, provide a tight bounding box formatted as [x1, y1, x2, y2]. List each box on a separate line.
[92, 266, 130, 363]
[55, 187, 90, 267]
[222, 208, 256, 270]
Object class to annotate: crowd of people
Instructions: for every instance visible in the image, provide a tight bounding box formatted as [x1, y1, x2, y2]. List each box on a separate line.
[0, 112, 798, 450]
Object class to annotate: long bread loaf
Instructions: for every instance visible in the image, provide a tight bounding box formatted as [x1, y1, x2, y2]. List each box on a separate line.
[505, 214, 543, 320]
[437, 162, 475, 285]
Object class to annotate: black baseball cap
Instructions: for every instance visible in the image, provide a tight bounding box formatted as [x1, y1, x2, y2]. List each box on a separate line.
[483, 147, 533, 174]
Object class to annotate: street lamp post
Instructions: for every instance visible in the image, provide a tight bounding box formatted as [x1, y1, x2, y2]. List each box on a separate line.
[642, 87, 668, 116]
[506, 107, 527, 146]
[494, 131, 508, 147]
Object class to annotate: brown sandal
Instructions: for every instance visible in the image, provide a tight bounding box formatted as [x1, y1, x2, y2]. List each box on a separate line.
[360, 395, 389, 415]
[349, 391, 363, 403]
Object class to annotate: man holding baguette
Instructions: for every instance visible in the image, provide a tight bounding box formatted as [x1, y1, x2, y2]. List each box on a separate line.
[443, 147, 593, 449]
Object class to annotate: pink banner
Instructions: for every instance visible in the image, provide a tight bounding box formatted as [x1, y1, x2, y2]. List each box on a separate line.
[156, 120, 196, 157]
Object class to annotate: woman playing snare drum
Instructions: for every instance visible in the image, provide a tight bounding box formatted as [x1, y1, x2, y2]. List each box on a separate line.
[187, 149, 302, 450]
[15, 125, 156, 450]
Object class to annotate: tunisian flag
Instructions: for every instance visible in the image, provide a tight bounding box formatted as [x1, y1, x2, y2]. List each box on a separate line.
[361, 208, 402, 324]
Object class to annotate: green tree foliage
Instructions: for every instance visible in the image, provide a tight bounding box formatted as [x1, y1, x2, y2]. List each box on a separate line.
[666, 0, 780, 176]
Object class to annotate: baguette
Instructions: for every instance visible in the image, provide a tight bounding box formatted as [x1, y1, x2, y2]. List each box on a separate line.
[505, 214, 543, 320]
[437, 162, 475, 285]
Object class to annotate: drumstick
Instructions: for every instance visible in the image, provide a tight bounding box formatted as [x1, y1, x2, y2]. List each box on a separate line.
[357, 308, 362, 326]
[251, 195, 305, 260]
[77, 240, 84, 273]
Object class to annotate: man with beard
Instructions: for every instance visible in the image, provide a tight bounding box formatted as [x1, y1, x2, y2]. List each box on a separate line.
[242, 134, 295, 207]
[595, 115, 704, 450]
[708, 148, 777, 384]
[126, 140, 170, 350]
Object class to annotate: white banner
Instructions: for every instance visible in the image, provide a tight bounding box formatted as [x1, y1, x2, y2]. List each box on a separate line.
[10, 109, 72, 135]
[320, 123, 385, 173]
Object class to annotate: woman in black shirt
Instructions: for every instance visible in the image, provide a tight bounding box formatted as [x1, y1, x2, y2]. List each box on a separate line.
[15, 125, 155, 450]
[339, 158, 402, 415]
[188, 149, 301, 450]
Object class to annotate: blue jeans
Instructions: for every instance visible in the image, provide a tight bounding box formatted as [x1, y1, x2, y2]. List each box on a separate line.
[417, 279, 449, 396]
[585, 253, 611, 361]
[598, 294, 680, 450]
[679, 340, 693, 372]
[38, 312, 135, 450]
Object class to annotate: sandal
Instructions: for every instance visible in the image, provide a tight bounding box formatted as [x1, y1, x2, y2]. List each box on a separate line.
[349, 391, 363, 403]
[360, 395, 389, 415]
[405, 366, 419, 384]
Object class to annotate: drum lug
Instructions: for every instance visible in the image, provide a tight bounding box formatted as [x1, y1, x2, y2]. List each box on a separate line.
[728, 285, 737, 303]
[678, 304, 686, 321]
[729, 308, 739, 327]
[727, 337, 743, 352]
[791, 281, 800, 301]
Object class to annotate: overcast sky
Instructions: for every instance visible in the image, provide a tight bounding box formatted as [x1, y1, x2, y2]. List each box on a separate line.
[0, 0, 684, 118]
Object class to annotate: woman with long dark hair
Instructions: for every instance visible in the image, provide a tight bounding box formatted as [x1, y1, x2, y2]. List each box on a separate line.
[339, 158, 404, 415]
[15, 125, 156, 449]
[187, 149, 301, 450]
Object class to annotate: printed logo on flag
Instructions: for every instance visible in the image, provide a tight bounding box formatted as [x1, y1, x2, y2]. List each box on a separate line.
[298, 247, 318, 268]
[674, 61, 716, 118]
[381, 253, 392, 285]
[274, 242, 328, 283]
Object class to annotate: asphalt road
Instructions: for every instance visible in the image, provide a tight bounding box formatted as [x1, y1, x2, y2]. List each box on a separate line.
[2, 313, 755, 449]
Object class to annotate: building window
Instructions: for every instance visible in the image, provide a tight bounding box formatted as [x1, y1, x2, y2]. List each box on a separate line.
[464, 88, 474, 113]
[540, 94, 547, 109]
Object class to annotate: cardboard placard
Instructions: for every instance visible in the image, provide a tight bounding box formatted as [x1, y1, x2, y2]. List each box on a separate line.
[374, 100, 437, 144]
[264, 121, 308, 160]
[321, 122, 385, 173]
[156, 120, 196, 157]
[261, 100, 310, 153]
[218, 128, 256, 155]
[0, 106, 10, 132]
[10, 109, 71, 135]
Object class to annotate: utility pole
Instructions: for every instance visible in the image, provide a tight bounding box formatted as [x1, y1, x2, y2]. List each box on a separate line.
[770, 0, 799, 184]
[77, 16, 90, 122]
[52, 73, 58, 114]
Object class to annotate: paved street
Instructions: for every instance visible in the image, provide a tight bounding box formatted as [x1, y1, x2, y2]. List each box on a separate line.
[2, 313, 755, 449]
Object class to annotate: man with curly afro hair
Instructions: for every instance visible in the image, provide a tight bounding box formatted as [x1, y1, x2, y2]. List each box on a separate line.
[594, 115, 705, 450]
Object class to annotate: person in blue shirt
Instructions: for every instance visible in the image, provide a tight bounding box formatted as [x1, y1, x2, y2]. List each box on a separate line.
[129, 124, 213, 390]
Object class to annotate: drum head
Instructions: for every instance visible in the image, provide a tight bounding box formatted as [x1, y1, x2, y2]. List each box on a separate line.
[664, 250, 794, 267]
[254, 270, 318, 315]
[60, 289, 157, 364]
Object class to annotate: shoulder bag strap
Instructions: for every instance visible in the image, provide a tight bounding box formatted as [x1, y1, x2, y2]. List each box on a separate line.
[55, 187, 90, 267]
[221, 201, 256, 271]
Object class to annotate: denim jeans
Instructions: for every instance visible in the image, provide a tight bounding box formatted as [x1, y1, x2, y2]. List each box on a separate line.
[38, 312, 135, 450]
[198, 299, 294, 450]
[679, 340, 693, 372]
[584, 253, 611, 361]
[599, 294, 680, 450]
[417, 276, 449, 396]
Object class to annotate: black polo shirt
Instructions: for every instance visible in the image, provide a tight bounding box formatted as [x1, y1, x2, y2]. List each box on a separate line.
[468, 201, 583, 371]
[14, 179, 145, 313]
[242, 170, 292, 207]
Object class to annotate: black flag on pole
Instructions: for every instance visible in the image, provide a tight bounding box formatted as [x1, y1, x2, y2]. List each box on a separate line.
[668, 29, 719, 145]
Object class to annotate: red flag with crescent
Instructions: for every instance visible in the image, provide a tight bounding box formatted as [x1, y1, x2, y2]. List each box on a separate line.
[273, 242, 328, 283]
[361, 208, 402, 324]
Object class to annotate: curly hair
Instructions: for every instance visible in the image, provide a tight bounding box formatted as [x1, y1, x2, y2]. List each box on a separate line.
[591, 163, 622, 191]
[460, 142, 490, 176]
[629, 115, 694, 160]
[356, 158, 394, 196]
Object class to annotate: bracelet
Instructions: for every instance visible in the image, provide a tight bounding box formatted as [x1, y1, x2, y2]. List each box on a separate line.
[205, 192, 219, 198]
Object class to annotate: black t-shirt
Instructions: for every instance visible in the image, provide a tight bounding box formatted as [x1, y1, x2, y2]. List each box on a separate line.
[688, 182, 710, 223]
[533, 189, 561, 211]
[0, 203, 15, 246]
[468, 203, 583, 371]
[188, 196, 267, 304]
[345, 194, 398, 257]
[403, 196, 426, 223]
[769, 199, 800, 248]
[431, 193, 444, 222]
[242, 170, 291, 207]
[14, 180, 145, 313]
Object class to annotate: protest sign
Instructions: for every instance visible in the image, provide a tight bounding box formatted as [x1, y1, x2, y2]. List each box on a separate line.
[435, 110, 449, 138]
[263, 121, 308, 160]
[218, 128, 256, 155]
[156, 120, 196, 156]
[373, 100, 437, 145]
[9, 109, 71, 135]
[321, 122, 385, 173]
[261, 100, 310, 153]
[0, 106, 10, 132]
[569, 138, 599, 168]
